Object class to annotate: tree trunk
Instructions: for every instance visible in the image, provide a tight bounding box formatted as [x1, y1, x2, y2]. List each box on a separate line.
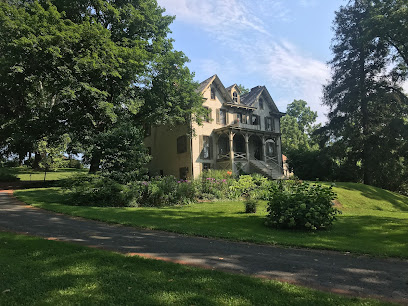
[89, 152, 101, 174]
[33, 152, 41, 170]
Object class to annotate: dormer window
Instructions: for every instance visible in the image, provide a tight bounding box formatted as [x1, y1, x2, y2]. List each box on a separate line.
[233, 91, 238, 103]
[259, 98, 264, 110]
[211, 87, 215, 100]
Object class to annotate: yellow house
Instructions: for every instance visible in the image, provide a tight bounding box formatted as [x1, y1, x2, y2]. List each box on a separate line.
[144, 74, 285, 179]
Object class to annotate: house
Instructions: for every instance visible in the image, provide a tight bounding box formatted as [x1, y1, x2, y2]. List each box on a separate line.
[144, 74, 285, 179]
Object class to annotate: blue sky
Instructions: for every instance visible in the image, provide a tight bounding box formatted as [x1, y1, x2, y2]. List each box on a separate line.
[156, 0, 346, 123]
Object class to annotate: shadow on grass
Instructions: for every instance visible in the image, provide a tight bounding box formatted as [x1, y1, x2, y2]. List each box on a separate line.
[14, 188, 408, 258]
[0, 232, 376, 306]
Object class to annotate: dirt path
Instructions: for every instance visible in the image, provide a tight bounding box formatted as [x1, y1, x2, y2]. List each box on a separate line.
[0, 191, 407, 303]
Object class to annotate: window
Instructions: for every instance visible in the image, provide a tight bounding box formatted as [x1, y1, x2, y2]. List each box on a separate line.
[236, 112, 242, 123]
[218, 109, 226, 125]
[265, 117, 273, 131]
[211, 87, 215, 100]
[251, 115, 259, 125]
[179, 167, 189, 180]
[233, 91, 238, 103]
[202, 163, 211, 171]
[177, 135, 187, 153]
[259, 98, 264, 110]
[203, 106, 212, 122]
[201, 135, 212, 159]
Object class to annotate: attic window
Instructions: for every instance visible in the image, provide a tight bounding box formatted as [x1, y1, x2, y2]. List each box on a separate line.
[211, 87, 215, 100]
[259, 98, 264, 110]
[233, 92, 238, 103]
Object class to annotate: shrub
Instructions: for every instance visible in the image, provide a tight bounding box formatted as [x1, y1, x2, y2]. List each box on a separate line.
[244, 198, 257, 213]
[230, 175, 256, 198]
[197, 170, 235, 199]
[138, 176, 196, 207]
[0, 168, 20, 182]
[63, 174, 129, 207]
[266, 182, 340, 230]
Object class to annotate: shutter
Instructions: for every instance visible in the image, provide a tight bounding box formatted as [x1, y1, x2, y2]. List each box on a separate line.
[208, 108, 212, 121]
[265, 117, 268, 131]
[209, 136, 213, 159]
[216, 109, 220, 124]
[225, 111, 229, 125]
[199, 135, 203, 159]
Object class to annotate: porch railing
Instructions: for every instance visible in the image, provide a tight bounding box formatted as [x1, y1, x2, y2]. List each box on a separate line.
[230, 120, 261, 131]
[217, 152, 247, 161]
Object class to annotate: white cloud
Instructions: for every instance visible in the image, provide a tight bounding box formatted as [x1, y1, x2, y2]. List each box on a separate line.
[158, 0, 330, 122]
[299, 0, 318, 7]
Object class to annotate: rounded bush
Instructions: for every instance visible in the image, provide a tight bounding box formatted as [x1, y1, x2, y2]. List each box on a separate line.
[265, 182, 340, 230]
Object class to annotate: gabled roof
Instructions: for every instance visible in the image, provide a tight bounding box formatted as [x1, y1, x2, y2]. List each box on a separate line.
[241, 86, 264, 106]
[197, 75, 216, 93]
[225, 84, 240, 95]
[197, 74, 233, 103]
[241, 86, 281, 113]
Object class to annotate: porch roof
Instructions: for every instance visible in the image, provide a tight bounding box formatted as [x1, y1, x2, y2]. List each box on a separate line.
[213, 124, 281, 137]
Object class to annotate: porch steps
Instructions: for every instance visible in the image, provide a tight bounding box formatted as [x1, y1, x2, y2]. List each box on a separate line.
[249, 159, 284, 180]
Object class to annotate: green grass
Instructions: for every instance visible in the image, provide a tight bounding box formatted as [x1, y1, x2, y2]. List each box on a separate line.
[0, 231, 386, 305]
[3, 167, 87, 181]
[14, 182, 408, 259]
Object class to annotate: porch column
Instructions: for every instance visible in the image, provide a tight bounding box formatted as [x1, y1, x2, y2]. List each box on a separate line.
[213, 133, 218, 163]
[229, 130, 234, 169]
[262, 136, 266, 162]
[245, 134, 250, 162]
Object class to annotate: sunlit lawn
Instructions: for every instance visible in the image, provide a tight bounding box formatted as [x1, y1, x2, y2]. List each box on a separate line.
[0, 232, 386, 306]
[4, 167, 87, 181]
[14, 182, 408, 259]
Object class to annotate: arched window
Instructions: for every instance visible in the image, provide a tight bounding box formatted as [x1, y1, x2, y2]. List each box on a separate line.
[211, 87, 216, 100]
[233, 91, 238, 103]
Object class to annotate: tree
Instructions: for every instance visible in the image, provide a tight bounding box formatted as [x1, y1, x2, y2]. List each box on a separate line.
[280, 100, 318, 153]
[37, 134, 71, 181]
[0, 0, 204, 181]
[237, 84, 250, 95]
[323, 0, 408, 190]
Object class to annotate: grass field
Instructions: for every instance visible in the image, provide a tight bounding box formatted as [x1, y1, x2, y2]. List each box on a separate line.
[14, 182, 408, 259]
[3, 167, 87, 181]
[0, 231, 386, 305]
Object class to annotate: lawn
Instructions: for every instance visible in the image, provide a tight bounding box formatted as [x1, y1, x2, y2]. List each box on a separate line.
[0, 231, 386, 305]
[2, 167, 87, 181]
[14, 182, 408, 259]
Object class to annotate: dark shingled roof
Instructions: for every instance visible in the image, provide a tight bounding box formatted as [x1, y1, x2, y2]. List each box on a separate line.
[197, 74, 216, 93]
[240, 86, 264, 106]
[225, 85, 234, 92]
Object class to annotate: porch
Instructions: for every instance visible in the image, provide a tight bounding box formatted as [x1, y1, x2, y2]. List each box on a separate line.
[213, 126, 284, 179]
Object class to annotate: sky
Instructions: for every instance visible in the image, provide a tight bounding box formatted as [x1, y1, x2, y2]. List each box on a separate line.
[156, 0, 346, 123]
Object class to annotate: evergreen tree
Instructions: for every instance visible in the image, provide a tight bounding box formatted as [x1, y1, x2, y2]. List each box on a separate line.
[323, 0, 408, 190]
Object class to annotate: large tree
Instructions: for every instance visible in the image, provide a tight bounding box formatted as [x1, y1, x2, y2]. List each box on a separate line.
[323, 0, 408, 190]
[281, 99, 318, 153]
[0, 0, 204, 178]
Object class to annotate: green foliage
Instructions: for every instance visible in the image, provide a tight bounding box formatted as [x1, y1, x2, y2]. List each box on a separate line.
[197, 170, 235, 199]
[266, 182, 340, 231]
[0, 0, 205, 178]
[137, 176, 196, 207]
[322, 0, 408, 191]
[63, 174, 130, 207]
[95, 121, 150, 183]
[244, 198, 257, 213]
[237, 84, 250, 95]
[0, 168, 20, 182]
[281, 100, 319, 154]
